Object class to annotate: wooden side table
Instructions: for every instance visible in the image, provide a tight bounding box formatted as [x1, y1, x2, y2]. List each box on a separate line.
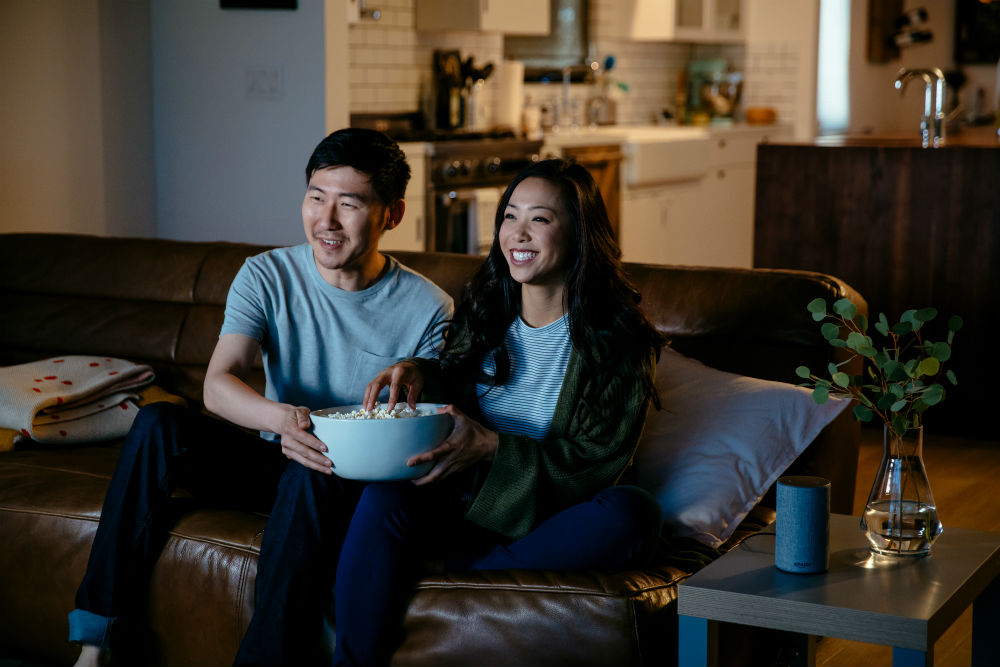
[678, 513, 1000, 666]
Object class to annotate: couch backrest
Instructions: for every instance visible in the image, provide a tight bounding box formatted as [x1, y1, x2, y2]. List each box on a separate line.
[1, 233, 867, 402]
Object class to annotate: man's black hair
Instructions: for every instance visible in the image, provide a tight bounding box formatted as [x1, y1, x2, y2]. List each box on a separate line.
[305, 128, 410, 205]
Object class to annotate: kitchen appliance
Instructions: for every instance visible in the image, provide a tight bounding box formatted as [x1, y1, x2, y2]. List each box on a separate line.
[434, 50, 495, 131]
[686, 59, 742, 124]
[428, 136, 542, 254]
[350, 112, 543, 255]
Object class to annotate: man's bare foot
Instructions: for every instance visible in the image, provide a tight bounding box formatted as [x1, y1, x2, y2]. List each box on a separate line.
[73, 644, 108, 667]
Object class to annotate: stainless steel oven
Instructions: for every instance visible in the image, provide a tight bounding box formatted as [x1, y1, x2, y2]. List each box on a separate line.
[427, 138, 542, 254]
[349, 113, 543, 255]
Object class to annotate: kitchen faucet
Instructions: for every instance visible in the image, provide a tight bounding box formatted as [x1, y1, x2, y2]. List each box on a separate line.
[894, 67, 946, 147]
[559, 61, 600, 130]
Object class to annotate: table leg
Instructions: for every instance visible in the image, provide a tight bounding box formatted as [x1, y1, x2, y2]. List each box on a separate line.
[678, 614, 717, 667]
[972, 574, 1000, 666]
[891, 646, 932, 667]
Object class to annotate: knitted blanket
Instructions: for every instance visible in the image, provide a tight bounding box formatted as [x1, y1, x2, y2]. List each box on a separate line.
[0, 356, 154, 446]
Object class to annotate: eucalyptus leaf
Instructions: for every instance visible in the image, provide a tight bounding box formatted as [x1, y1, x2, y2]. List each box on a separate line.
[856, 344, 877, 358]
[798, 300, 961, 437]
[846, 331, 869, 350]
[807, 298, 827, 314]
[892, 414, 908, 437]
[919, 357, 940, 376]
[922, 384, 944, 406]
[892, 321, 914, 336]
[832, 298, 856, 319]
[875, 313, 889, 336]
[883, 360, 907, 381]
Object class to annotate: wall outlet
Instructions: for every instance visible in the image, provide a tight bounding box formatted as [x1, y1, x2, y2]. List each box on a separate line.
[245, 66, 283, 101]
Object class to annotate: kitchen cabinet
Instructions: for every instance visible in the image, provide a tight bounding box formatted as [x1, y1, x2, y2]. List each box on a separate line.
[618, 180, 704, 265]
[561, 144, 622, 239]
[380, 143, 427, 253]
[617, 125, 789, 267]
[612, 0, 744, 43]
[416, 0, 549, 35]
[699, 126, 790, 266]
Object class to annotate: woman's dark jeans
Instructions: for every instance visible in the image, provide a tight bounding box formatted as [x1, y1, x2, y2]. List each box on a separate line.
[330, 479, 662, 666]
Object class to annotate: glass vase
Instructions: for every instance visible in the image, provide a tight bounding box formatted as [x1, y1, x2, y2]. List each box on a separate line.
[860, 425, 943, 557]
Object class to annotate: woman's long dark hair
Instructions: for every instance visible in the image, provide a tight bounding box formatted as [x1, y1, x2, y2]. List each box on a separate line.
[439, 158, 667, 409]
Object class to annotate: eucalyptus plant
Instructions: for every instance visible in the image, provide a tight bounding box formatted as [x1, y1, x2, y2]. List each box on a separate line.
[795, 298, 962, 440]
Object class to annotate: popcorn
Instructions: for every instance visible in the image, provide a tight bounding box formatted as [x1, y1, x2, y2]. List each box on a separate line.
[327, 403, 421, 420]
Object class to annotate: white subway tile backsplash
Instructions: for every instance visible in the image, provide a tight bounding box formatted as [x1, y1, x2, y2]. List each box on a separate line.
[347, 0, 744, 123]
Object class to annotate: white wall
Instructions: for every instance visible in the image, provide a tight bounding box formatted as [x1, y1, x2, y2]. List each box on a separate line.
[744, 0, 821, 141]
[0, 0, 155, 237]
[848, 0, 999, 135]
[151, 0, 347, 245]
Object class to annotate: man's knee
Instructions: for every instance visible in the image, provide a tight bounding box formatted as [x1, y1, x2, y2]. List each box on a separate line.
[130, 401, 187, 434]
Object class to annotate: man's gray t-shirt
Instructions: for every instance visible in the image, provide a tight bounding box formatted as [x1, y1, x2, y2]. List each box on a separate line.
[221, 244, 453, 439]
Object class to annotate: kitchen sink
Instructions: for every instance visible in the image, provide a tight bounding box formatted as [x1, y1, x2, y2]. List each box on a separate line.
[544, 125, 711, 186]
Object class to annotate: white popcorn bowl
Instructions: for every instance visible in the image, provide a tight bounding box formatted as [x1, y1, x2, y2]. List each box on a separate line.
[309, 403, 453, 481]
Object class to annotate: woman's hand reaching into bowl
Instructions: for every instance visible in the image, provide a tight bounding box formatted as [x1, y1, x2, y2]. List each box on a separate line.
[408, 404, 498, 486]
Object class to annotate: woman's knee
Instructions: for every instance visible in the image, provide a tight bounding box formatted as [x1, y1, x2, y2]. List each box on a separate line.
[594, 486, 663, 534]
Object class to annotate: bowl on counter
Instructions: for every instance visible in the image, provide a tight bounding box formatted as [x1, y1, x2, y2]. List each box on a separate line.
[309, 403, 453, 481]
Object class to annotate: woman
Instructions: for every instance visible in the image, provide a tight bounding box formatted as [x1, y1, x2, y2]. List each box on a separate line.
[333, 159, 667, 666]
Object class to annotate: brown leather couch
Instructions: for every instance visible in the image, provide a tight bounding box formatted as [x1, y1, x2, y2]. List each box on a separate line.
[0, 233, 866, 666]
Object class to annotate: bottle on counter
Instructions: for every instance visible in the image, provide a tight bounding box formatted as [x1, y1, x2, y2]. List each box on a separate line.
[522, 96, 542, 140]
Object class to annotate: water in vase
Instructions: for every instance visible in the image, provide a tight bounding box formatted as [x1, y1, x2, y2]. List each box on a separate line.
[862, 499, 942, 556]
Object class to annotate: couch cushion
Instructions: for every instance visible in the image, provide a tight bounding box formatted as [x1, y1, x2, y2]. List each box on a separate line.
[636, 348, 849, 548]
[0, 442, 267, 667]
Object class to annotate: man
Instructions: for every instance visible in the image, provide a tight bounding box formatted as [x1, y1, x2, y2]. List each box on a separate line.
[69, 128, 453, 667]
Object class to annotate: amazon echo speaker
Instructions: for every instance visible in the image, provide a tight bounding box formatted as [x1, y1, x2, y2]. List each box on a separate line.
[775, 476, 831, 574]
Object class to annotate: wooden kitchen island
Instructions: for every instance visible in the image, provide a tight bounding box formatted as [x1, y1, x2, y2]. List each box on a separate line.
[754, 126, 999, 438]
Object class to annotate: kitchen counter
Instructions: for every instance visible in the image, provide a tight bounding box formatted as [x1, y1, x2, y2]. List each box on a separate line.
[541, 122, 791, 148]
[805, 124, 1000, 148]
